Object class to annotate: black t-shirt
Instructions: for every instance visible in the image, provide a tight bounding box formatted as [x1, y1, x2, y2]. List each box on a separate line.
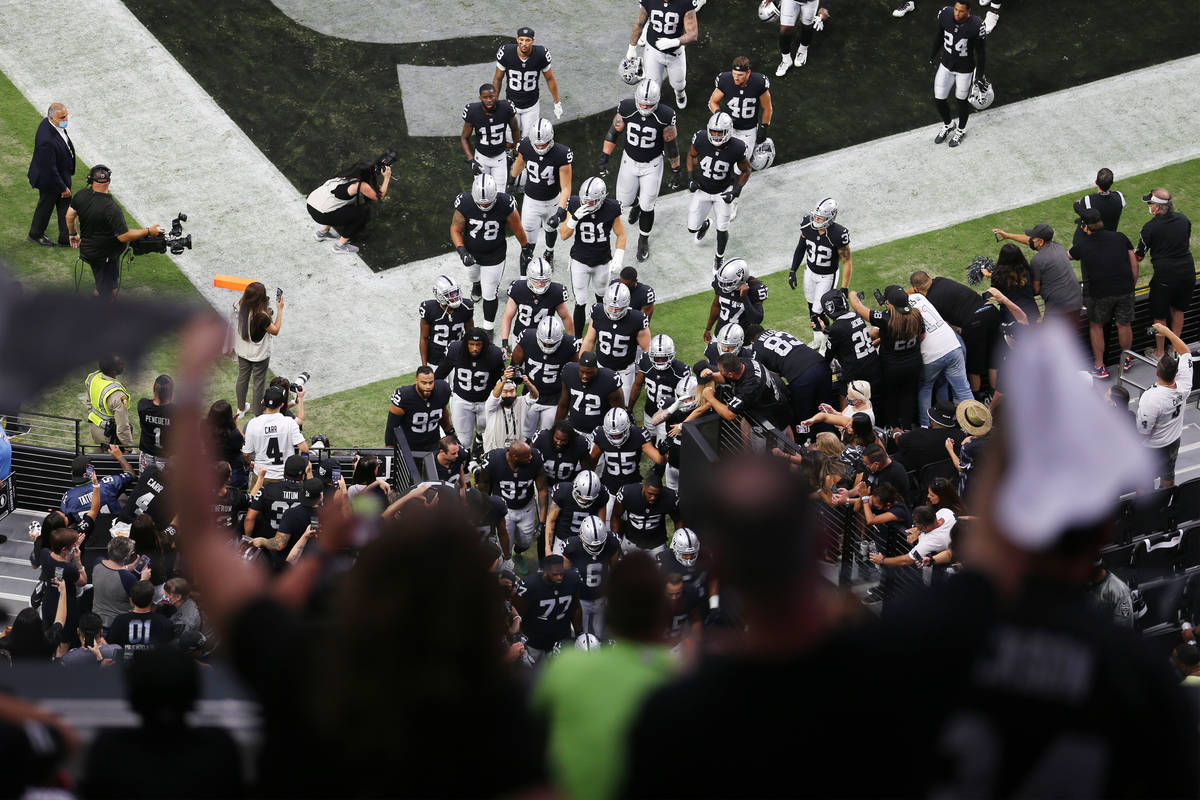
[868, 308, 923, 368]
[455, 192, 517, 264]
[751, 329, 826, 383]
[418, 298, 474, 365]
[39, 551, 80, 629]
[1137, 211, 1195, 274]
[136, 399, 173, 456]
[116, 465, 172, 529]
[615, 99, 675, 163]
[507, 279, 569, 340]
[108, 609, 174, 658]
[896, 426, 965, 475]
[711, 278, 768, 336]
[588, 305, 648, 371]
[690, 133, 746, 194]
[276, 503, 316, 565]
[563, 535, 621, 602]
[567, 197, 622, 266]
[592, 425, 649, 494]
[1070, 230, 1136, 297]
[516, 139, 572, 203]
[617, 482, 678, 548]
[549, 480, 609, 541]
[435, 339, 506, 403]
[714, 70, 770, 130]
[561, 362, 621, 433]
[495, 42, 551, 109]
[517, 571, 581, 650]
[925, 277, 986, 328]
[866, 458, 911, 498]
[533, 428, 591, 484]
[462, 99, 517, 158]
[516, 330, 578, 403]
[212, 487, 250, 531]
[70, 187, 128, 259]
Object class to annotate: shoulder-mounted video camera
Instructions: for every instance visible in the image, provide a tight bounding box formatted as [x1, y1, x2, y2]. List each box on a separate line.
[130, 213, 193, 256]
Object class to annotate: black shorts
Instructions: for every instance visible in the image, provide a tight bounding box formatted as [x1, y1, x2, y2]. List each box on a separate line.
[82, 253, 121, 295]
[1150, 438, 1181, 485]
[1149, 272, 1195, 319]
[962, 304, 1002, 376]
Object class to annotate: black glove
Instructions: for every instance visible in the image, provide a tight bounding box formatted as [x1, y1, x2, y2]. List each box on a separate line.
[722, 185, 742, 204]
[757, 122, 770, 141]
[597, 153, 610, 178]
[457, 246, 475, 267]
[551, 207, 567, 227]
[688, 173, 699, 192]
[787, 270, 798, 290]
[667, 167, 682, 191]
[469, 159, 483, 176]
[520, 243, 535, 271]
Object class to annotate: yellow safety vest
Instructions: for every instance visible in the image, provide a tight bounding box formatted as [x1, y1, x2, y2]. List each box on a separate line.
[85, 370, 126, 427]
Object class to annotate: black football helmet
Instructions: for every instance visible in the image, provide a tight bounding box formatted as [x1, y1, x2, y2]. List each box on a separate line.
[821, 288, 849, 318]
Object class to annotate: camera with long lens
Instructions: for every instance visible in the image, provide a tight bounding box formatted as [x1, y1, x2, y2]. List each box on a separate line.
[375, 151, 397, 172]
[290, 371, 311, 394]
[130, 212, 193, 256]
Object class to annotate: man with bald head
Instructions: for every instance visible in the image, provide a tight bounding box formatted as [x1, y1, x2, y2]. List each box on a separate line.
[27, 102, 76, 247]
[1137, 188, 1195, 359]
[476, 438, 548, 565]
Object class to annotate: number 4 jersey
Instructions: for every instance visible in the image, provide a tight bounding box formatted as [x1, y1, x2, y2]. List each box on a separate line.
[242, 413, 305, 481]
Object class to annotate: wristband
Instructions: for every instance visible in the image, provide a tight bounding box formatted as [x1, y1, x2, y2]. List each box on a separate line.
[626, 43, 638, 59]
[566, 216, 578, 230]
[709, 594, 720, 610]
[613, 248, 625, 265]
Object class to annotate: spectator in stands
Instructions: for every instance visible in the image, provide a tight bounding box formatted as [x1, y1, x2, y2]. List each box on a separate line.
[1105, 384, 1135, 428]
[242, 386, 307, 489]
[269, 375, 305, 430]
[107, 580, 174, 659]
[483, 368, 539, 451]
[1072, 167, 1126, 245]
[348, 454, 391, 500]
[38, 526, 86, 637]
[910, 270, 1001, 396]
[159, 577, 203, 639]
[84, 355, 134, 446]
[1137, 188, 1195, 360]
[993, 223, 1083, 320]
[231, 282, 283, 418]
[837, 443, 909, 506]
[136, 373, 174, 472]
[1136, 322, 1193, 488]
[985, 243, 1039, 322]
[1171, 644, 1200, 685]
[91, 536, 146, 631]
[212, 460, 250, 530]
[900, 286, 973, 428]
[1088, 560, 1134, 627]
[945, 399, 993, 492]
[894, 401, 964, 474]
[867, 505, 951, 589]
[926, 476, 965, 517]
[1069, 209, 1138, 377]
[206, 400, 247, 488]
[60, 612, 120, 668]
[851, 287, 924, 429]
[860, 482, 912, 555]
[0, 581, 67, 661]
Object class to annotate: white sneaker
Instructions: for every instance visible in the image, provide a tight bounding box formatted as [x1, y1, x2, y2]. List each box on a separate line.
[314, 227, 337, 242]
[674, 89, 688, 109]
[775, 54, 792, 77]
[332, 241, 359, 254]
[892, 1, 915, 16]
[793, 46, 808, 67]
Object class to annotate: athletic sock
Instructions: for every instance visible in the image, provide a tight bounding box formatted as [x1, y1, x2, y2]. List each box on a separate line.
[799, 24, 814, 47]
[956, 98, 972, 129]
[934, 98, 952, 125]
[544, 228, 557, 249]
[639, 209, 655, 235]
[716, 229, 729, 256]
[779, 33, 794, 56]
[483, 298, 498, 322]
[573, 303, 587, 336]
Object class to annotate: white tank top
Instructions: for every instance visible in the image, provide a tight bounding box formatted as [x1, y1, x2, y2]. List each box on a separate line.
[231, 302, 273, 362]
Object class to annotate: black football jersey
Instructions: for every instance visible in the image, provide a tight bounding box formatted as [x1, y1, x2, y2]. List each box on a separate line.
[714, 71, 770, 131]
[656, 548, 711, 602]
[419, 298, 474, 365]
[561, 362, 621, 434]
[517, 139, 573, 203]
[212, 488, 249, 531]
[711, 278, 767, 336]
[617, 482, 678, 549]
[628, 281, 656, 311]
[390, 381, 452, 450]
[480, 446, 544, 509]
[563, 535, 622, 602]
[472, 493, 508, 543]
[566, 196, 622, 267]
[690, 133, 746, 194]
[515, 329, 578, 403]
[751, 329, 825, 383]
[549, 480, 609, 542]
[636, 354, 690, 416]
[825, 314, 882, 381]
[589, 305, 648, 372]
[936, 5, 987, 74]
[640, 0, 697, 53]
[495, 42, 552, 109]
[116, 464, 172, 528]
[703, 341, 754, 366]
[869, 308, 924, 367]
[794, 217, 850, 276]
[435, 339, 506, 403]
[462, 99, 517, 158]
[663, 407, 688, 469]
[507, 278, 569, 339]
[592, 424, 649, 493]
[665, 590, 701, 643]
[726, 356, 785, 417]
[615, 98, 676, 163]
[517, 570, 581, 650]
[455, 192, 517, 264]
[248, 480, 303, 539]
[533, 427, 592, 484]
[136, 399, 173, 456]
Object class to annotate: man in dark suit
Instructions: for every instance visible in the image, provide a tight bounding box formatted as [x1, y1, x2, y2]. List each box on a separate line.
[27, 103, 76, 246]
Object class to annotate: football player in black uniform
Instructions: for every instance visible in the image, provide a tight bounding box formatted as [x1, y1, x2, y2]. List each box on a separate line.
[459, 83, 520, 190]
[492, 27, 562, 141]
[774, 0, 831, 76]
[589, 408, 664, 509]
[419, 275, 474, 367]
[822, 289, 884, 399]
[563, 515, 622, 638]
[788, 197, 853, 327]
[545, 470, 608, 556]
[630, 334, 690, 441]
[511, 316, 579, 434]
[702, 352, 793, 435]
[657, 527, 716, 606]
[626, 0, 700, 109]
[476, 440, 547, 564]
[533, 421, 592, 488]
[581, 282, 651, 404]
[385, 366, 454, 451]
[618, 266, 657, 320]
[687, 112, 751, 271]
[597, 78, 679, 263]
[702, 322, 755, 366]
[450, 173, 530, 329]
[704, 258, 767, 342]
[500, 257, 573, 352]
[513, 555, 582, 666]
[611, 473, 681, 556]
[136, 374, 173, 472]
[560, 176, 626, 336]
[435, 328, 506, 451]
[556, 351, 625, 439]
[709, 56, 772, 173]
[930, 2, 987, 147]
[746, 325, 834, 434]
[648, 375, 699, 492]
[510, 119, 572, 270]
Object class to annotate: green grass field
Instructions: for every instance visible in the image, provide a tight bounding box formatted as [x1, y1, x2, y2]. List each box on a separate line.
[1, 65, 1195, 449]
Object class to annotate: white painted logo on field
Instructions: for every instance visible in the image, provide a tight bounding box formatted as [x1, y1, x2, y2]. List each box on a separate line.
[269, 0, 631, 137]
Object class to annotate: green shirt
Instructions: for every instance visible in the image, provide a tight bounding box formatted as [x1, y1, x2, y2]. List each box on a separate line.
[531, 641, 677, 800]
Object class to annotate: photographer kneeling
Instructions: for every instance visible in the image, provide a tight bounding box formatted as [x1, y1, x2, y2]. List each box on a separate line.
[65, 165, 160, 299]
[305, 158, 391, 255]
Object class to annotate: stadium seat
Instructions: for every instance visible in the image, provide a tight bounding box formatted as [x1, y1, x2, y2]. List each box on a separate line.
[1170, 478, 1200, 529]
[1114, 487, 1174, 545]
[918, 459, 959, 502]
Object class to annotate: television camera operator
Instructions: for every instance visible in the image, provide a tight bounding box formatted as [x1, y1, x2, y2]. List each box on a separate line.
[65, 165, 161, 299]
[306, 153, 394, 254]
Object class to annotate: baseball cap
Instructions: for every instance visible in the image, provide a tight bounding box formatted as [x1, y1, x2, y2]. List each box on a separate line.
[1078, 209, 1102, 225]
[517, 26, 535, 38]
[1024, 223, 1054, 242]
[70, 453, 90, 481]
[263, 386, 287, 409]
[284, 454, 309, 480]
[579, 351, 599, 368]
[314, 454, 339, 485]
[300, 477, 324, 507]
[927, 402, 957, 428]
[884, 285, 912, 313]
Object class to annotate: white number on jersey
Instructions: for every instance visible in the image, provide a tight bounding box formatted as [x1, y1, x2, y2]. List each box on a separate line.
[805, 239, 834, 269]
[725, 95, 757, 120]
[650, 8, 681, 36]
[625, 121, 658, 149]
[699, 155, 730, 182]
[570, 388, 603, 416]
[469, 219, 502, 242]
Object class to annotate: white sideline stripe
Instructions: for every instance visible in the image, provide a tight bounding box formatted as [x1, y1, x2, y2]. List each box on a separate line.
[0, 591, 30, 602]
[0, 3, 1198, 398]
[0, 556, 32, 566]
[0, 574, 37, 584]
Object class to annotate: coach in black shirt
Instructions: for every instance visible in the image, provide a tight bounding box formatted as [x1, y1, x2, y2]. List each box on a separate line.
[1137, 188, 1194, 359]
[66, 165, 160, 299]
[1070, 210, 1138, 373]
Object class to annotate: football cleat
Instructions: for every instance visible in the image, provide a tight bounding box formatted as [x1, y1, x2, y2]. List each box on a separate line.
[793, 46, 808, 67]
[949, 128, 967, 147]
[694, 219, 711, 244]
[934, 123, 954, 144]
[471, 281, 483, 303]
[713, 253, 723, 272]
[674, 89, 688, 109]
[892, 1, 915, 16]
[775, 54, 791, 77]
[636, 235, 650, 262]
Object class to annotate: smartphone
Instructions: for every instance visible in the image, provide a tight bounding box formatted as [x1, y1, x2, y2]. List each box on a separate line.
[981, 289, 994, 300]
[132, 554, 150, 573]
[53, 565, 64, 582]
[276, 287, 283, 302]
[873, 288, 886, 306]
[796, 424, 810, 434]
[993, 231, 1003, 242]
[86, 464, 95, 481]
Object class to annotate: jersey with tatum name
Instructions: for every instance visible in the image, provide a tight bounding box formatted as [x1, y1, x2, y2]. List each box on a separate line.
[516, 569, 581, 651]
[563, 535, 622, 602]
[617, 483, 679, 549]
[593, 425, 650, 494]
[517, 139, 572, 203]
[248, 480, 303, 539]
[794, 216, 850, 276]
[691, 133, 746, 194]
[136, 400, 173, 457]
[390, 381, 452, 449]
[567, 197, 622, 267]
[752, 329, 825, 383]
[636, 355, 690, 416]
[418, 298, 474, 364]
[455, 192, 518, 264]
[495, 42, 552, 109]
[549, 480, 610, 542]
[507, 279, 569, 339]
[656, 548, 712, 602]
[712, 277, 768, 333]
[479, 447, 545, 510]
[714, 71, 770, 131]
[462, 99, 518, 158]
[517, 329, 578, 403]
[937, 5, 986, 73]
[589, 304, 648, 372]
[615, 99, 676, 163]
[640, 0, 698, 54]
[533, 428, 592, 484]
[435, 339, 506, 403]
[825, 314, 881, 382]
[561, 362, 621, 434]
